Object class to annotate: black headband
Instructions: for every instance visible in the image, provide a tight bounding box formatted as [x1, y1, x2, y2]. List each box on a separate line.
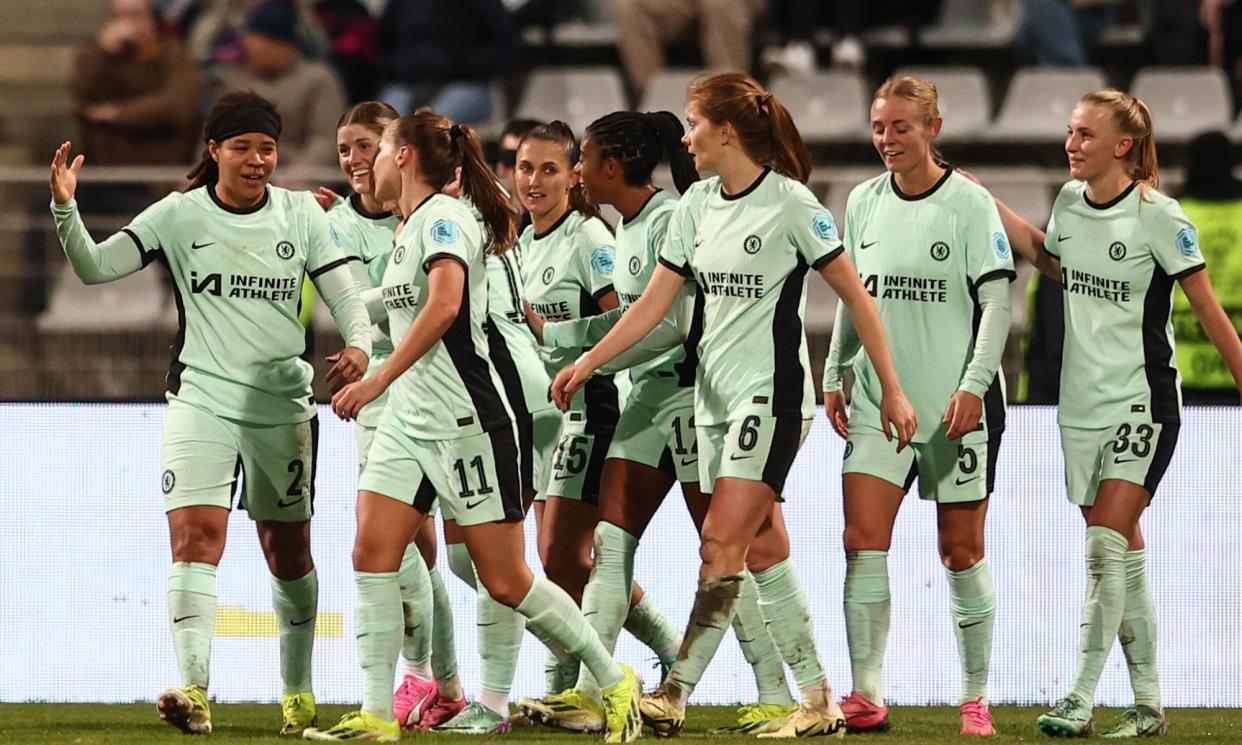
[207, 105, 282, 144]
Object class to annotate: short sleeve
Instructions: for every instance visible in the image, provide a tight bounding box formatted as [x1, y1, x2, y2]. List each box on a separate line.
[326, 206, 363, 263]
[786, 183, 843, 270]
[578, 217, 616, 300]
[658, 193, 697, 278]
[420, 207, 473, 272]
[1043, 186, 1068, 258]
[122, 193, 177, 266]
[1146, 198, 1206, 279]
[841, 187, 861, 262]
[646, 205, 672, 268]
[963, 187, 1017, 287]
[305, 197, 351, 278]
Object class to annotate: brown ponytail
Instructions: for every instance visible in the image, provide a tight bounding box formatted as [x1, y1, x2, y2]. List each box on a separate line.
[391, 108, 517, 253]
[520, 121, 608, 226]
[1080, 89, 1160, 195]
[687, 73, 813, 183]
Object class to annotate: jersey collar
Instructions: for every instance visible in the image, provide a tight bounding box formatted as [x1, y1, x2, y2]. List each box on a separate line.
[533, 207, 574, 240]
[720, 167, 770, 201]
[207, 183, 269, 214]
[621, 188, 664, 225]
[349, 193, 393, 221]
[889, 165, 953, 201]
[1083, 181, 1137, 210]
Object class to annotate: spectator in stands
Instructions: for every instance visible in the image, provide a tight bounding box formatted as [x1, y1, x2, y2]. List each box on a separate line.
[73, 0, 204, 168]
[494, 118, 542, 230]
[1016, 0, 1124, 67]
[761, 1, 942, 74]
[614, 0, 767, 101]
[312, 0, 379, 103]
[218, 0, 347, 173]
[1175, 130, 1242, 403]
[375, 0, 513, 123]
[176, 0, 329, 69]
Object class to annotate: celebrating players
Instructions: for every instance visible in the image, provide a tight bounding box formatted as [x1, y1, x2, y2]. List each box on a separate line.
[49, 92, 373, 736]
[552, 73, 917, 738]
[987, 89, 1242, 738]
[822, 76, 1014, 737]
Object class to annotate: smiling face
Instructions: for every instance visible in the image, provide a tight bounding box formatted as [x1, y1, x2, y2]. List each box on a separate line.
[870, 95, 940, 175]
[1065, 101, 1131, 182]
[370, 124, 405, 204]
[337, 123, 383, 197]
[516, 137, 575, 223]
[575, 135, 619, 206]
[211, 132, 277, 204]
[682, 102, 726, 174]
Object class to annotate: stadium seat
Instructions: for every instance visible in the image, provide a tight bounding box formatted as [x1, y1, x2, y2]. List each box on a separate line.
[989, 67, 1107, 142]
[38, 261, 169, 332]
[987, 178, 1053, 226]
[1131, 67, 1232, 143]
[893, 67, 991, 141]
[513, 67, 627, 136]
[638, 69, 723, 116]
[920, 0, 1019, 49]
[770, 70, 869, 143]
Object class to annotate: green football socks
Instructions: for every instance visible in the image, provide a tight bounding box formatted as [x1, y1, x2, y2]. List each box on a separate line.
[753, 558, 826, 690]
[271, 567, 318, 695]
[168, 561, 217, 690]
[396, 542, 433, 675]
[1068, 526, 1130, 708]
[624, 593, 682, 668]
[946, 558, 995, 702]
[428, 567, 462, 699]
[515, 577, 623, 691]
[844, 550, 890, 703]
[355, 571, 403, 720]
[667, 574, 743, 698]
[1120, 549, 1161, 712]
[733, 571, 795, 706]
[575, 522, 638, 696]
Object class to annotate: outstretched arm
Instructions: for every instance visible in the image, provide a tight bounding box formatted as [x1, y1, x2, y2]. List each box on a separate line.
[49, 142, 146, 284]
[1180, 268, 1242, 400]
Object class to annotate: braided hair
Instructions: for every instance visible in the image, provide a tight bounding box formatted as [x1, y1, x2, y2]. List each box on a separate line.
[584, 111, 700, 194]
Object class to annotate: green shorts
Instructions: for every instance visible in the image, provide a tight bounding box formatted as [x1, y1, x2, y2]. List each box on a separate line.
[358, 422, 440, 516]
[609, 386, 699, 483]
[359, 422, 524, 527]
[1060, 422, 1179, 506]
[529, 407, 562, 500]
[544, 411, 615, 504]
[842, 427, 1000, 504]
[698, 414, 810, 495]
[161, 399, 316, 522]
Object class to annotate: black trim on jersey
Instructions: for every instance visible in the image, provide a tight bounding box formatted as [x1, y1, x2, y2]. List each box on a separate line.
[759, 415, 802, 494]
[1044, 246, 1060, 259]
[423, 252, 468, 274]
[441, 274, 512, 433]
[890, 166, 953, 202]
[486, 422, 526, 520]
[407, 192, 437, 218]
[902, 459, 918, 491]
[674, 286, 705, 388]
[206, 183, 269, 215]
[349, 193, 394, 221]
[308, 415, 319, 515]
[974, 268, 1018, 289]
[533, 208, 573, 240]
[985, 429, 1002, 496]
[1169, 263, 1206, 281]
[656, 446, 676, 478]
[590, 284, 615, 303]
[308, 257, 350, 279]
[121, 228, 158, 268]
[578, 428, 615, 504]
[230, 455, 246, 510]
[968, 280, 1007, 433]
[622, 188, 663, 225]
[1083, 181, 1136, 210]
[1141, 265, 1181, 423]
[412, 475, 437, 514]
[157, 251, 187, 395]
[658, 256, 693, 278]
[770, 256, 810, 415]
[497, 252, 524, 321]
[1142, 424, 1180, 497]
[721, 168, 770, 201]
[810, 245, 845, 272]
[484, 320, 535, 490]
[578, 287, 622, 429]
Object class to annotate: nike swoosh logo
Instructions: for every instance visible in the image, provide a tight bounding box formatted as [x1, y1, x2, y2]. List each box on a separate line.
[728, 454, 753, 461]
[958, 619, 985, 629]
[277, 496, 305, 508]
[465, 498, 486, 509]
[291, 617, 314, 627]
[955, 476, 979, 486]
[860, 241, 877, 249]
[173, 615, 200, 623]
[190, 241, 215, 250]
[679, 458, 697, 467]
[1057, 234, 1071, 243]
[1113, 457, 1139, 464]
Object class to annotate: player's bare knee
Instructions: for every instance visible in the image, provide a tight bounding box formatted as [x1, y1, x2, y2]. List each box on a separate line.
[170, 521, 225, 563]
[940, 542, 983, 572]
[842, 524, 888, 553]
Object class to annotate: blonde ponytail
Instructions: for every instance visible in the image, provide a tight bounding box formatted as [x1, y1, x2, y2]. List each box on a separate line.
[1080, 89, 1159, 195]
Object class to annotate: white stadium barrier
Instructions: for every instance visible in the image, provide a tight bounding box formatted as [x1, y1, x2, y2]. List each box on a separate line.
[0, 404, 1237, 706]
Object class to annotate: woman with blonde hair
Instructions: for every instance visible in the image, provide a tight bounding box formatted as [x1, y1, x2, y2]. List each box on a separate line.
[988, 89, 1242, 738]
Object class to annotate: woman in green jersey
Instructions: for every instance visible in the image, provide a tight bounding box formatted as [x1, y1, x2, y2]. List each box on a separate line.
[306, 110, 642, 743]
[987, 89, 1242, 738]
[49, 92, 373, 736]
[553, 73, 917, 738]
[320, 101, 467, 730]
[520, 110, 800, 735]
[822, 76, 1014, 737]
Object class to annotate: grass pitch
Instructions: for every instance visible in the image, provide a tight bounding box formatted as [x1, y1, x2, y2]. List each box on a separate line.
[0, 704, 1238, 743]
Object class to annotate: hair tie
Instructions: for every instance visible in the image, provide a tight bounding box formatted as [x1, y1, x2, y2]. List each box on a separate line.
[449, 124, 462, 140]
[757, 92, 773, 114]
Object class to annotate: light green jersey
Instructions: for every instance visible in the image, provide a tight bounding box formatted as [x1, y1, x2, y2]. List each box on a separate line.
[328, 194, 401, 426]
[1044, 181, 1206, 426]
[519, 210, 620, 420]
[485, 246, 555, 415]
[659, 169, 843, 425]
[841, 169, 1015, 442]
[380, 193, 513, 439]
[1174, 197, 1242, 389]
[120, 185, 365, 425]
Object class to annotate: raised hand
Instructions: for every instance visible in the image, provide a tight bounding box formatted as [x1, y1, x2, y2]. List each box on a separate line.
[50, 141, 85, 205]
